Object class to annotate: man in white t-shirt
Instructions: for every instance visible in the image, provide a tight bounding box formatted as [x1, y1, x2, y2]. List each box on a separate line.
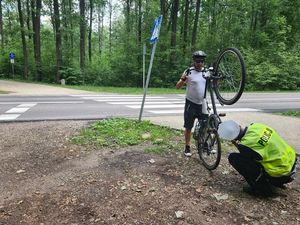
[176, 51, 208, 156]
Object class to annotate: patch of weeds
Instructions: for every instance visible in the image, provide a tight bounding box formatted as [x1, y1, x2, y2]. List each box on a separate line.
[70, 118, 182, 153]
[0, 90, 9, 94]
[278, 111, 300, 117]
[144, 141, 182, 155]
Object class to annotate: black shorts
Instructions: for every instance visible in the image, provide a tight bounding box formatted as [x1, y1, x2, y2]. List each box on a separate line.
[184, 99, 207, 129]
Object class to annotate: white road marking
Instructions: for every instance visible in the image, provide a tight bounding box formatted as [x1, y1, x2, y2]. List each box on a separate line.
[18, 103, 37, 107]
[74, 94, 263, 115]
[0, 114, 20, 121]
[147, 108, 261, 114]
[108, 101, 184, 105]
[70, 94, 143, 97]
[127, 104, 222, 109]
[0, 103, 38, 121]
[6, 107, 31, 114]
[128, 104, 184, 109]
[83, 96, 164, 100]
[0, 101, 84, 105]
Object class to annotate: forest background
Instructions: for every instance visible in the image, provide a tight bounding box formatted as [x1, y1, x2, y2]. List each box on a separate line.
[1, 0, 300, 91]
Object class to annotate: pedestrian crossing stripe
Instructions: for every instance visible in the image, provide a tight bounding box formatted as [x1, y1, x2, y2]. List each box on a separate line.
[73, 94, 262, 114]
[108, 101, 184, 105]
[147, 108, 261, 114]
[0, 103, 37, 121]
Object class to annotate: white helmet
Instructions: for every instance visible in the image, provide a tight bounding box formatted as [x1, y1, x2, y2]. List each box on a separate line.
[218, 120, 240, 141]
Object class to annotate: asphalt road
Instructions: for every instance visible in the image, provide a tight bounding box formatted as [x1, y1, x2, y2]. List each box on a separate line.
[0, 92, 299, 122]
[0, 80, 299, 153]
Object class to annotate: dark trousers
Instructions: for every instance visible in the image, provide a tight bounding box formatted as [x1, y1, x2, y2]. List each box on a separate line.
[228, 153, 295, 193]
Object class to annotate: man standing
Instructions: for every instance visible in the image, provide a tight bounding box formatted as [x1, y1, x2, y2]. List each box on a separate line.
[218, 120, 297, 197]
[176, 51, 208, 157]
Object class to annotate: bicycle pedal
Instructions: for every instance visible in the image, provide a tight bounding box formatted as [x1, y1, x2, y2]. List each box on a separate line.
[219, 113, 226, 117]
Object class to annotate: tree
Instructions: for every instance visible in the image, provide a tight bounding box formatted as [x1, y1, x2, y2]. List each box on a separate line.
[0, 0, 3, 49]
[88, 0, 94, 62]
[182, 0, 190, 53]
[31, 0, 42, 81]
[170, 0, 179, 61]
[79, 0, 85, 71]
[191, 0, 201, 49]
[53, 0, 62, 82]
[17, 0, 28, 79]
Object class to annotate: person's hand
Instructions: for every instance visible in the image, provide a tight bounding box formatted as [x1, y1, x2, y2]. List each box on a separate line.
[181, 72, 188, 81]
[231, 140, 239, 146]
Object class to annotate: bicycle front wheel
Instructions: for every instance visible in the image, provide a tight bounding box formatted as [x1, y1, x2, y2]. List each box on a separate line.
[214, 47, 246, 105]
[197, 117, 221, 170]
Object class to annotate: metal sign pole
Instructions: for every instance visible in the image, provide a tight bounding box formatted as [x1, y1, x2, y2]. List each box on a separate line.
[139, 41, 158, 121]
[138, 15, 162, 122]
[12, 63, 14, 78]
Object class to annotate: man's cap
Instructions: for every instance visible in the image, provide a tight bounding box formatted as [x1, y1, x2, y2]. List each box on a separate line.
[218, 120, 240, 141]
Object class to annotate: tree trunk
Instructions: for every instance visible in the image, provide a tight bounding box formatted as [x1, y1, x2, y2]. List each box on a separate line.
[69, 0, 74, 55]
[97, 9, 101, 54]
[160, 0, 166, 17]
[191, 0, 201, 49]
[170, 0, 179, 61]
[79, 0, 85, 71]
[31, 0, 42, 81]
[88, 0, 93, 63]
[26, 0, 31, 40]
[182, 0, 190, 53]
[17, 0, 28, 79]
[138, 0, 142, 46]
[0, 0, 3, 49]
[109, 0, 112, 55]
[125, 0, 131, 34]
[53, 0, 62, 82]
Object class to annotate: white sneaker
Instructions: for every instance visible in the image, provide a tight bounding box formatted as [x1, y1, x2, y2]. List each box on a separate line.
[184, 146, 192, 157]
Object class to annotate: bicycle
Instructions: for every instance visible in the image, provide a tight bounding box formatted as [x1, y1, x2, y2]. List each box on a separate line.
[192, 47, 246, 170]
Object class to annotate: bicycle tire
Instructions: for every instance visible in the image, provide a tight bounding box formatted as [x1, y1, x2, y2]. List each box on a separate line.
[214, 47, 246, 105]
[196, 116, 221, 170]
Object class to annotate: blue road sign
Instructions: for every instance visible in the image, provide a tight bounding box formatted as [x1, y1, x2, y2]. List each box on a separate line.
[9, 52, 16, 59]
[150, 15, 163, 44]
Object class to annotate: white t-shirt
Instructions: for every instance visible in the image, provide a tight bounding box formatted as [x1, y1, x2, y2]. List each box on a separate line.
[185, 67, 207, 104]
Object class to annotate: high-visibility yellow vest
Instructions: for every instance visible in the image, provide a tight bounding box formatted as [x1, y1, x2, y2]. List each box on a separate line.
[240, 123, 296, 177]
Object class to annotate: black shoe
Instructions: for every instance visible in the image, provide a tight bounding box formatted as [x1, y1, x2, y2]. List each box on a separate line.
[243, 186, 261, 196]
[243, 185, 274, 198]
[184, 146, 192, 157]
[272, 183, 287, 189]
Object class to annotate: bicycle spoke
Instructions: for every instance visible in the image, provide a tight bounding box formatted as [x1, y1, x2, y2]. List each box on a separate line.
[214, 48, 246, 105]
[198, 127, 221, 170]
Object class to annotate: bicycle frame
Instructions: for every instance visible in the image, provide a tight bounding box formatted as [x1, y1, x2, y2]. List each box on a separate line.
[204, 67, 222, 118]
[195, 68, 223, 170]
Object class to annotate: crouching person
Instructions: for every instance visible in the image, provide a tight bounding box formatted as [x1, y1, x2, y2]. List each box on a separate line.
[218, 120, 297, 197]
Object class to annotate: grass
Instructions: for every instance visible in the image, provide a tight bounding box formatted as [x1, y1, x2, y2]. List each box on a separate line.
[279, 111, 300, 117]
[0, 78, 185, 95]
[0, 90, 10, 94]
[63, 84, 185, 95]
[69, 118, 183, 155]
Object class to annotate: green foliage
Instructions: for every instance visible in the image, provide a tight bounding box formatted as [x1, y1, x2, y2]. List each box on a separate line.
[69, 118, 182, 154]
[244, 48, 300, 91]
[5, 0, 300, 90]
[280, 111, 300, 117]
[60, 67, 83, 85]
[63, 85, 185, 95]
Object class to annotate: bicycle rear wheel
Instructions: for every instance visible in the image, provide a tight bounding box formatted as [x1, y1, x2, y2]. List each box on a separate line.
[197, 117, 221, 170]
[214, 47, 246, 105]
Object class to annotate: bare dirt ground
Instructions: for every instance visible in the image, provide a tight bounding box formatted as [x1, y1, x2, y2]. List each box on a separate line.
[0, 121, 299, 225]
